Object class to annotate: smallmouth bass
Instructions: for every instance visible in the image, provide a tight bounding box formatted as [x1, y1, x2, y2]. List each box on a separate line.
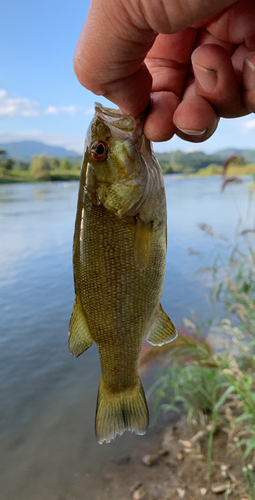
[69, 103, 177, 444]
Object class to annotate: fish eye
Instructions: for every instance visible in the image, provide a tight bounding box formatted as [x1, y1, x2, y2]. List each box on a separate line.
[91, 141, 108, 161]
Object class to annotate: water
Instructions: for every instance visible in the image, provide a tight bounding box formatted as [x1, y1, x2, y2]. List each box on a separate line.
[0, 177, 254, 499]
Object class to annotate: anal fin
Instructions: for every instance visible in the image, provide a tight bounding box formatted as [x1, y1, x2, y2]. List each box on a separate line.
[68, 295, 93, 357]
[147, 304, 178, 346]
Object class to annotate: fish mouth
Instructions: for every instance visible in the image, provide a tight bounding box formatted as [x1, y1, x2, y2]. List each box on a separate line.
[94, 102, 147, 138]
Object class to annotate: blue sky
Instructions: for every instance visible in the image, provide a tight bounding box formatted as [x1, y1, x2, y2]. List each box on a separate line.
[1, 0, 255, 154]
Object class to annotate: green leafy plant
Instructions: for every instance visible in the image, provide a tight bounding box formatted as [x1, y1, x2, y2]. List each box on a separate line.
[146, 233, 255, 494]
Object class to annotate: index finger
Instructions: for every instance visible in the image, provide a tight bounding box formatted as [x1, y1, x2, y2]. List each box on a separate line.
[144, 29, 198, 140]
[145, 29, 198, 98]
[73, 0, 238, 117]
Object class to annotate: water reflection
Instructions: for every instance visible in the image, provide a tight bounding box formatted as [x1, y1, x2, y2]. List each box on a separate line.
[0, 176, 254, 499]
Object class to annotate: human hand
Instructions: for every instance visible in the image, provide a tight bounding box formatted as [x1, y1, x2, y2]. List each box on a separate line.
[73, 0, 255, 143]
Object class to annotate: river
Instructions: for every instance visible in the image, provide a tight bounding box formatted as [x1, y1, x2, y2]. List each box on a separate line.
[0, 176, 254, 499]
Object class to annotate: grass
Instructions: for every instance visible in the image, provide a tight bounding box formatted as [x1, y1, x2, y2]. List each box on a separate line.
[0, 167, 81, 183]
[0, 168, 36, 183]
[145, 233, 255, 496]
[193, 163, 255, 177]
[2, 156, 255, 184]
[49, 168, 80, 181]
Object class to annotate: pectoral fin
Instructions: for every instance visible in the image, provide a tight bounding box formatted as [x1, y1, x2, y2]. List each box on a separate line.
[147, 305, 178, 346]
[98, 182, 142, 218]
[134, 217, 153, 271]
[69, 295, 94, 357]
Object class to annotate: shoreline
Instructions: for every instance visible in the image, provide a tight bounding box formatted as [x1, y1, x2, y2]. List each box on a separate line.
[1, 170, 255, 185]
[1, 403, 248, 500]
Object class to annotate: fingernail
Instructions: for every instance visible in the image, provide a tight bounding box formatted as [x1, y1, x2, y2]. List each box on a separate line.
[193, 63, 217, 93]
[244, 58, 255, 91]
[177, 127, 207, 136]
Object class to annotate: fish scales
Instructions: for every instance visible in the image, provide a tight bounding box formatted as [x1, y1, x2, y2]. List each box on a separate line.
[78, 204, 165, 390]
[69, 103, 177, 443]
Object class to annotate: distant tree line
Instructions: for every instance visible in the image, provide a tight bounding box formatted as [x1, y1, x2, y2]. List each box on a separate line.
[155, 150, 248, 174]
[0, 150, 82, 181]
[0, 148, 254, 183]
[29, 155, 82, 180]
[155, 150, 223, 174]
[0, 149, 15, 171]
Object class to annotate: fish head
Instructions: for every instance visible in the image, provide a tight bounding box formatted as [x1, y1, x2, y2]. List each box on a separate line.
[82, 103, 150, 217]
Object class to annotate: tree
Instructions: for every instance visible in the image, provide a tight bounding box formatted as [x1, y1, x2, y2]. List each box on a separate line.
[60, 159, 72, 170]
[3, 158, 15, 170]
[0, 149, 15, 171]
[30, 155, 51, 181]
[50, 158, 60, 169]
[0, 149, 7, 158]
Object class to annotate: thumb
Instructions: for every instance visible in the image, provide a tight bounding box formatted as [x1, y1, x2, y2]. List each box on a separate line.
[73, 0, 238, 115]
[73, 0, 155, 115]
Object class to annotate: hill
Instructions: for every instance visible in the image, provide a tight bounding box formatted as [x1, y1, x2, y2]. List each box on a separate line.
[155, 148, 255, 174]
[0, 141, 80, 159]
[1, 141, 255, 184]
[155, 150, 222, 174]
[1, 141, 255, 168]
[215, 148, 255, 163]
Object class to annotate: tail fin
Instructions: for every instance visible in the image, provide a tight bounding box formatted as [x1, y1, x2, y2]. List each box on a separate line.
[95, 378, 149, 444]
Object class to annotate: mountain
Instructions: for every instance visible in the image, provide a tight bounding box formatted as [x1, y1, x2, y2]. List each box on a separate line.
[2, 140, 255, 167]
[155, 150, 222, 174]
[215, 148, 255, 163]
[0, 141, 80, 159]
[155, 148, 255, 174]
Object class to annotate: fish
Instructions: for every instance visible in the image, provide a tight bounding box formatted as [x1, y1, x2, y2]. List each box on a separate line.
[68, 103, 177, 444]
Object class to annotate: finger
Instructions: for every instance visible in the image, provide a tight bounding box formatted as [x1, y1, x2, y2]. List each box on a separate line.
[206, 0, 255, 49]
[243, 52, 255, 113]
[73, 0, 238, 118]
[231, 44, 253, 81]
[139, 0, 237, 33]
[74, 57, 152, 117]
[144, 92, 179, 141]
[194, 26, 236, 56]
[143, 30, 197, 141]
[145, 30, 197, 98]
[73, 1, 156, 116]
[173, 93, 219, 143]
[192, 44, 247, 118]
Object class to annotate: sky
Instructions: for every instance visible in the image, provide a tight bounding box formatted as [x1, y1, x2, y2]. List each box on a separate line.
[1, 0, 255, 155]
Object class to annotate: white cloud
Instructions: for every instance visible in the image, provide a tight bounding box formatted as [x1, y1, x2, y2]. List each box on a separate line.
[85, 107, 94, 115]
[45, 105, 80, 116]
[0, 89, 39, 119]
[0, 88, 94, 121]
[186, 147, 200, 153]
[0, 130, 84, 154]
[243, 119, 255, 132]
[45, 105, 94, 116]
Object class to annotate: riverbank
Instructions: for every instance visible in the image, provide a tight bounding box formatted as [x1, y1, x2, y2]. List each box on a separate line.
[1, 383, 249, 500]
[0, 168, 81, 183]
[65, 413, 249, 500]
[191, 163, 255, 177]
[1, 177, 254, 500]
[1, 164, 255, 183]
